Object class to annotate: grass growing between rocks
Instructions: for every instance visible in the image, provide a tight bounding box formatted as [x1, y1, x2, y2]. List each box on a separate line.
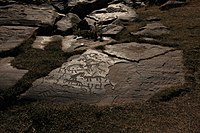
[1, 0, 200, 132]
[0, 39, 70, 108]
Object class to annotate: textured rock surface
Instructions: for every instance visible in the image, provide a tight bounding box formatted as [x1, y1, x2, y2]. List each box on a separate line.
[102, 25, 124, 37]
[0, 4, 59, 27]
[104, 42, 173, 62]
[131, 22, 170, 36]
[55, 13, 81, 34]
[32, 35, 63, 50]
[85, 3, 137, 26]
[22, 42, 185, 105]
[21, 49, 124, 103]
[0, 26, 38, 52]
[0, 57, 28, 90]
[107, 51, 184, 103]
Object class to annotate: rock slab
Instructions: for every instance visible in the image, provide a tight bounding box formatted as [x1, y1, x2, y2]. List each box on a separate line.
[0, 26, 38, 52]
[131, 22, 170, 37]
[22, 49, 123, 103]
[0, 4, 59, 27]
[0, 57, 28, 90]
[22, 42, 185, 105]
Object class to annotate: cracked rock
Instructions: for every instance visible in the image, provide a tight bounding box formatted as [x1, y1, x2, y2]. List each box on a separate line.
[0, 57, 28, 90]
[107, 49, 185, 104]
[21, 49, 124, 103]
[0, 26, 38, 53]
[104, 42, 173, 62]
[21, 42, 185, 105]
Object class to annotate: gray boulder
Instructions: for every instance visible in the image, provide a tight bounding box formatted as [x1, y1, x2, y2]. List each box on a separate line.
[55, 13, 81, 34]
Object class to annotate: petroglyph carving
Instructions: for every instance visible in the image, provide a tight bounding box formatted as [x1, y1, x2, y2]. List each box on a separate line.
[28, 49, 123, 97]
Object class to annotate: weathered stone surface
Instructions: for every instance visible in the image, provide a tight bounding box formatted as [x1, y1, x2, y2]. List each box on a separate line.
[85, 3, 138, 26]
[102, 25, 124, 37]
[0, 4, 59, 27]
[61, 35, 115, 52]
[32, 35, 63, 50]
[131, 22, 170, 36]
[55, 13, 81, 34]
[0, 26, 38, 52]
[104, 42, 173, 62]
[107, 50, 185, 103]
[22, 42, 185, 105]
[21, 49, 124, 102]
[0, 57, 28, 90]
[159, 0, 187, 11]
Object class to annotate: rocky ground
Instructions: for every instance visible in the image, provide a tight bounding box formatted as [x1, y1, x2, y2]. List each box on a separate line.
[0, 0, 200, 132]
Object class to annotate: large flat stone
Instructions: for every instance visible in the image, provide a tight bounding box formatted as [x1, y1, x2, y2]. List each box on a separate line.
[21, 49, 124, 103]
[22, 42, 185, 105]
[0, 26, 38, 52]
[106, 50, 185, 104]
[104, 42, 173, 62]
[0, 57, 28, 90]
[0, 4, 59, 27]
[131, 22, 170, 37]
